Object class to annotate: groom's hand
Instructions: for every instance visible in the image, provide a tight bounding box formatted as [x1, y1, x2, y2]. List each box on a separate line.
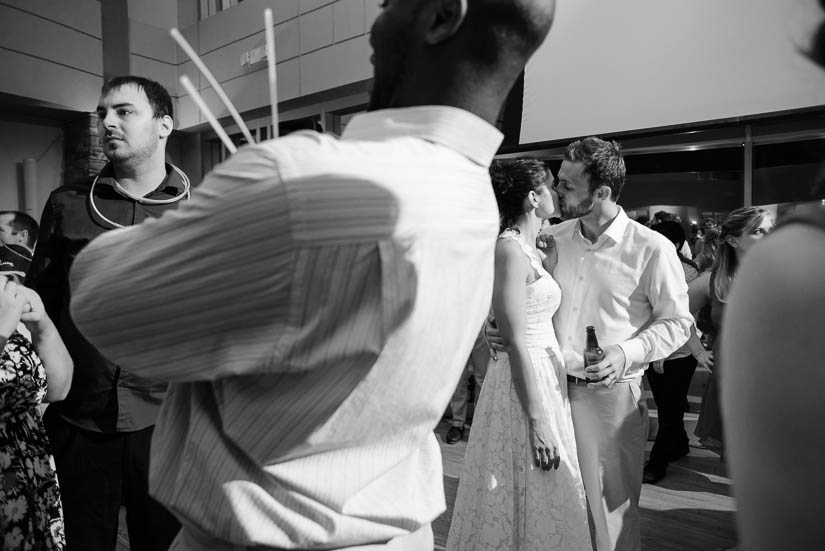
[483, 320, 507, 359]
[585, 344, 626, 388]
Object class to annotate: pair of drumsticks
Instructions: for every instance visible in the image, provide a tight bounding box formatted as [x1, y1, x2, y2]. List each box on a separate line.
[171, 8, 280, 154]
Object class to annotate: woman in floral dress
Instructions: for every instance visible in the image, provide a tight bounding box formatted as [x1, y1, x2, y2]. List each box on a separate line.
[0, 246, 73, 550]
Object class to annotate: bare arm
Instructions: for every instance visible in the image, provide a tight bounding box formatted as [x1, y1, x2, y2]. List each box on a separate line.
[686, 324, 714, 369]
[688, 271, 711, 315]
[19, 287, 73, 402]
[493, 239, 558, 470]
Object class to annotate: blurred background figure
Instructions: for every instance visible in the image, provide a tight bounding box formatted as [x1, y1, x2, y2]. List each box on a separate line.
[644, 220, 712, 485]
[721, 6, 825, 549]
[652, 211, 693, 259]
[722, 205, 825, 551]
[694, 223, 720, 273]
[689, 207, 773, 459]
[0, 211, 38, 255]
[443, 333, 488, 445]
[688, 223, 702, 255]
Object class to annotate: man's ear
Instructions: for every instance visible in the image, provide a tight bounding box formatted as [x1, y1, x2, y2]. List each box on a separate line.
[422, 0, 468, 45]
[158, 115, 174, 140]
[595, 184, 612, 202]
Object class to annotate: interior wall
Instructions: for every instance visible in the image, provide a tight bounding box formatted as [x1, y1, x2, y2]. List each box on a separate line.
[0, 0, 103, 112]
[0, 119, 64, 220]
[175, 0, 378, 130]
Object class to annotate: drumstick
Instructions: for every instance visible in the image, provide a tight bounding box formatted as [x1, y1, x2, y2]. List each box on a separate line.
[179, 75, 237, 154]
[171, 28, 255, 145]
[264, 8, 280, 138]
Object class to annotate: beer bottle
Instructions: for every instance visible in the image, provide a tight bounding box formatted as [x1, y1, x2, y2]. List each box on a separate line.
[584, 326, 606, 381]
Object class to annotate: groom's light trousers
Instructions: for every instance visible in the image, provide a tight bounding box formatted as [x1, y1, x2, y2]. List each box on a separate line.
[568, 379, 648, 551]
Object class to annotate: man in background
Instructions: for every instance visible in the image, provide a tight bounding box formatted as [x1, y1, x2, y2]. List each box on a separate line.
[444, 334, 488, 444]
[0, 210, 38, 254]
[27, 76, 184, 551]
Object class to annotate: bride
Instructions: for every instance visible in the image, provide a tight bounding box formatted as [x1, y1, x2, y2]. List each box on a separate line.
[446, 157, 591, 551]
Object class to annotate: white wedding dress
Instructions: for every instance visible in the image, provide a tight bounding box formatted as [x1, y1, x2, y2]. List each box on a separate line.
[446, 231, 591, 551]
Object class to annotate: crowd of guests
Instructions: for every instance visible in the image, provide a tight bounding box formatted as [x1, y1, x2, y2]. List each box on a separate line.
[1, 0, 824, 550]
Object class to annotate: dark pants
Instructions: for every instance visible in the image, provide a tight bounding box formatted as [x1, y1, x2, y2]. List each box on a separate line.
[646, 354, 698, 469]
[44, 410, 180, 551]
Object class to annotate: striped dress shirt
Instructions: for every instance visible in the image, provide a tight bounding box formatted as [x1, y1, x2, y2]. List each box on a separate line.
[69, 106, 503, 550]
[549, 208, 692, 382]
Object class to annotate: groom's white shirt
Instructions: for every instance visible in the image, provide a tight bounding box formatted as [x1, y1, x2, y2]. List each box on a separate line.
[549, 207, 692, 382]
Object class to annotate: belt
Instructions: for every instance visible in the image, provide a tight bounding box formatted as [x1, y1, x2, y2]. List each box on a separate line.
[566, 375, 589, 385]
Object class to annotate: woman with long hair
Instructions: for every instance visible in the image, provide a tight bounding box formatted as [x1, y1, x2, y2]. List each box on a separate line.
[447, 158, 590, 551]
[690, 207, 773, 457]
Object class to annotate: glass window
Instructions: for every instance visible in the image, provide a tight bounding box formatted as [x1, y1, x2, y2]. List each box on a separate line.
[545, 147, 743, 226]
[618, 147, 744, 226]
[753, 138, 825, 207]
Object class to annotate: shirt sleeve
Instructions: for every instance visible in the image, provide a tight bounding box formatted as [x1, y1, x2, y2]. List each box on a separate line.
[68, 146, 295, 382]
[617, 244, 692, 375]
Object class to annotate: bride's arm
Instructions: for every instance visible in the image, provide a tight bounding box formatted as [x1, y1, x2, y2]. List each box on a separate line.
[493, 239, 559, 471]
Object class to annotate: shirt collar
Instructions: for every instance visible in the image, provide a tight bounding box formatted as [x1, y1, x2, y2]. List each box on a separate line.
[602, 206, 630, 243]
[342, 106, 504, 167]
[576, 206, 630, 246]
[96, 163, 188, 198]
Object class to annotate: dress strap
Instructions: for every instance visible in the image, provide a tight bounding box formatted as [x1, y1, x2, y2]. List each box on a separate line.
[498, 230, 546, 276]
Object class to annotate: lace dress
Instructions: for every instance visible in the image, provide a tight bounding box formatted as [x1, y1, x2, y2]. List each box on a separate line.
[0, 331, 65, 550]
[446, 232, 591, 551]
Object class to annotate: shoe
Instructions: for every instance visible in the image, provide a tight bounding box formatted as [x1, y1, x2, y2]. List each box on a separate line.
[642, 462, 666, 484]
[445, 426, 464, 444]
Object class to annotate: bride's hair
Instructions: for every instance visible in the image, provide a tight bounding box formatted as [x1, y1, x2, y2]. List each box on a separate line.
[490, 157, 550, 233]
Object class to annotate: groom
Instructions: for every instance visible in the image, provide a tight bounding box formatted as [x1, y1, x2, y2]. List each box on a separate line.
[490, 137, 691, 551]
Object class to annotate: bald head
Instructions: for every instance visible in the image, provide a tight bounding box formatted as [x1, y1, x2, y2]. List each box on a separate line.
[463, 0, 556, 67]
[368, 0, 555, 121]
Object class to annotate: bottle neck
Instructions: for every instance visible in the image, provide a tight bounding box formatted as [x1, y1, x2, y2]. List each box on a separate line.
[586, 331, 600, 349]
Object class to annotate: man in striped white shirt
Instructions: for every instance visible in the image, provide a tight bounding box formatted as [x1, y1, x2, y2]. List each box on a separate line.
[68, 1, 558, 549]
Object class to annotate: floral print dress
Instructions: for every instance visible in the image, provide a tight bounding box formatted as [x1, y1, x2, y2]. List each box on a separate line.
[0, 331, 65, 550]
